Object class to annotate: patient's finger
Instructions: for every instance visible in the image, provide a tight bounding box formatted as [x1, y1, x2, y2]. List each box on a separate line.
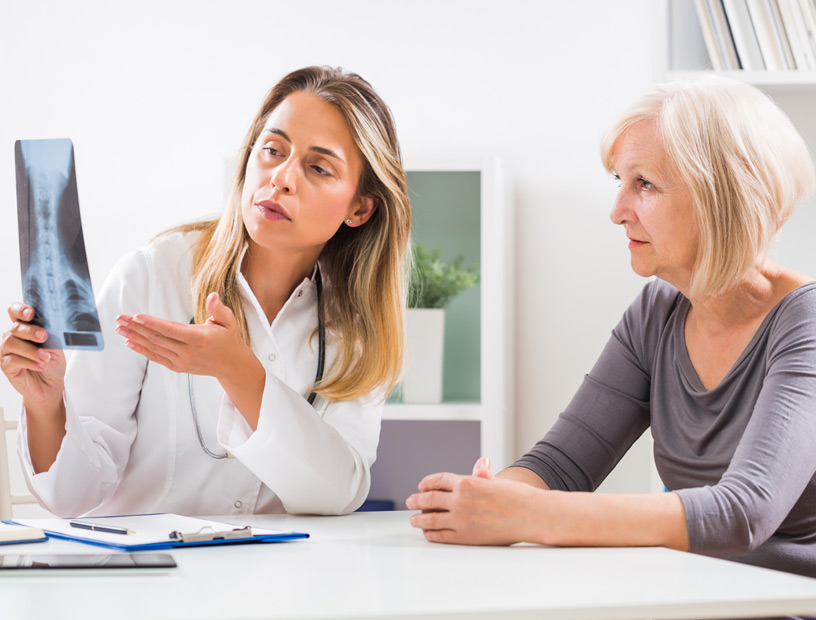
[417, 472, 460, 493]
[409, 510, 454, 532]
[405, 490, 453, 512]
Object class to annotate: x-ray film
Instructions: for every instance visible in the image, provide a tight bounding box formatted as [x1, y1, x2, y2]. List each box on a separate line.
[15, 138, 103, 350]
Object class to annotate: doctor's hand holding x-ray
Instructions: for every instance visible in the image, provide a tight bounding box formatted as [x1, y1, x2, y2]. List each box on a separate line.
[2, 303, 67, 467]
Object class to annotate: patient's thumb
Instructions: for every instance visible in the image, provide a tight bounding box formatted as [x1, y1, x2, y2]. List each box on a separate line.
[472, 456, 492, 479]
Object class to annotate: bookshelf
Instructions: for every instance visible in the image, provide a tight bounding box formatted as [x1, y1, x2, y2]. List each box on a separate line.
[367, 159, 514, 508]
[659, 1, 816, 182]
[658, 1, 816, 187]
[660, 0, 816, 89]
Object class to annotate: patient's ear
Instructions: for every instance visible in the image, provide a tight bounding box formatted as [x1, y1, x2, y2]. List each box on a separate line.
[346, 196, 377, 227]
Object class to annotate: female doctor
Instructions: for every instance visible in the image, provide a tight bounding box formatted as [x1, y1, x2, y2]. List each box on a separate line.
[1, 66, 412, 517]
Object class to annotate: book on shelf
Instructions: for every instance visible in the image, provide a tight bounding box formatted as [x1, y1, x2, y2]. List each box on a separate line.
[798, 0, 816, 61]
[692, 0, 816, 71]
[745, 0, 790, 69]
[723, 0, 767, 69]
[778, 0, 816, 69]
[770, 0, 799, 67]
[695, 0, 741, 69]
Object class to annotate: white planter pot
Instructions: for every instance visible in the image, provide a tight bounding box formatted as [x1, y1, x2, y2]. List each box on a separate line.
[402, 308, 445, 404]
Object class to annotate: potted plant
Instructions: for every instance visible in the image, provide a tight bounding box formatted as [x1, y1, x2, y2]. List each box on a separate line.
[403, 244, 480, 403]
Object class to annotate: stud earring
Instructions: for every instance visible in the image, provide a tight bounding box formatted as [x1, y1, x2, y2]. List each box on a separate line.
[346, 219, 353, 225]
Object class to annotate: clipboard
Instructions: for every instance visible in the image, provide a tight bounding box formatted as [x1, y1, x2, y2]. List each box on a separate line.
[8, 514, 308, 551]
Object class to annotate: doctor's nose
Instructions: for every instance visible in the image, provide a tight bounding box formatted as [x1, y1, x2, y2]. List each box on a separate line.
[269, 160, 296, 194]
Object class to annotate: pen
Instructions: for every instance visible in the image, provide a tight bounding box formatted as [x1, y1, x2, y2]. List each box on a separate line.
[69, 520, 134, 535]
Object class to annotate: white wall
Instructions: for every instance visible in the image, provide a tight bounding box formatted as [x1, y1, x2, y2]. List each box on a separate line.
[0, 0, 662, 500]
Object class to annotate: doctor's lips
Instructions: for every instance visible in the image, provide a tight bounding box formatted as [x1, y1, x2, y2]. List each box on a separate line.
[256, 200, 291, 221]
[628, 236, 648, 248]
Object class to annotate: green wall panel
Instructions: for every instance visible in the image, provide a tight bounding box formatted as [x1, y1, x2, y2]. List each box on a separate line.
[405, 170, 481, 402]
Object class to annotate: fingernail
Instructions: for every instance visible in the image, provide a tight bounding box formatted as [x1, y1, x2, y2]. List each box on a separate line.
[36, 329, 46, 340]
[115, 326, 126, 336]
[126, 341, 137, 350]
[405, 497, 415, 509]
[38, 351, 50, 362]
[23, 307, 33, 318]
[409, 515, 417, 524]
[132, 317, 145, 325]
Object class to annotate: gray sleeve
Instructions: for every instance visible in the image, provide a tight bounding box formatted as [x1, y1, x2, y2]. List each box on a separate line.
[676, 293, 816, 557]
[512, 282, 670, 491]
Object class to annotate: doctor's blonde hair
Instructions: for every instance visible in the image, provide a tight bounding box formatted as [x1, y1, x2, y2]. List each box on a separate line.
[176, 66, 411, 401]
[600, 76, 815, 298]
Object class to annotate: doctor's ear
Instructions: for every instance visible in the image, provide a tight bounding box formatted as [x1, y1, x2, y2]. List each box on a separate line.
[345, 196, 377, 227]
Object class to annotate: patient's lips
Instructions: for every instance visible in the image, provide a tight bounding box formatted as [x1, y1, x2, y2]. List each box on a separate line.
[256, 200, 291, 221]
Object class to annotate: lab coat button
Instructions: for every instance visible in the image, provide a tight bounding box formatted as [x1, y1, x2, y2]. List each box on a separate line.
[297, 290, 303, 298]
[268, 353, 276, 362]
[234, 500, 243, 509]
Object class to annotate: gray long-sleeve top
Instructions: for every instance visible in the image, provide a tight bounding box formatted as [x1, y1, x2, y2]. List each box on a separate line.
[514, 279, 816, 578]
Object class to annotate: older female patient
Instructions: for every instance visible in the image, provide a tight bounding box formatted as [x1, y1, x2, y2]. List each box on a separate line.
[407, 77, 816, 579]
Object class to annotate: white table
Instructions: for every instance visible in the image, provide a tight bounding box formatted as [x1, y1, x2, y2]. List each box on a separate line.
[3, 510, 816, 620]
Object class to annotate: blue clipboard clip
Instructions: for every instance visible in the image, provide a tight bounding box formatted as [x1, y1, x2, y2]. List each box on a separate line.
[168, 525, 252, 543]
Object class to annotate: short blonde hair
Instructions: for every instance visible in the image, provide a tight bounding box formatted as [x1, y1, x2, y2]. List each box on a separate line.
[600, 76, 815, 298]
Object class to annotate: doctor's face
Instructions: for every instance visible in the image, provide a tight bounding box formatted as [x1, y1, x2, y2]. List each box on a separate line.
[609, 120, 699, 292]
[241, 92, 370, 257]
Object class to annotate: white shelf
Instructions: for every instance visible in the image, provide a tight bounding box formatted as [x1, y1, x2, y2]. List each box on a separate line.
[383, 403, 482, 422]
[667, 70, 816, 91]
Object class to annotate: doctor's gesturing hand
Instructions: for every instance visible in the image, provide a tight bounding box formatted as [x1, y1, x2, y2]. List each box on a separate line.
[115, 291, 265, 428]
[406, 457, 548, 546]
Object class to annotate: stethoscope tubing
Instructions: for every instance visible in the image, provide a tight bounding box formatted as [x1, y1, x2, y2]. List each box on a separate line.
[188, 268, 325, 459]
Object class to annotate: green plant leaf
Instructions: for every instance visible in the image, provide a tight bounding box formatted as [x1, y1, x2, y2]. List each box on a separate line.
[408, 244, 480, 309]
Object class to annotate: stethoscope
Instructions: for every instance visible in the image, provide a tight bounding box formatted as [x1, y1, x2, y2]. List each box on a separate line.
[188, 268, 326, 460]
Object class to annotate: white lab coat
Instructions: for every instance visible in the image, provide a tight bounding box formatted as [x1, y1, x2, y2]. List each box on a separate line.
[18, 231, 383, 517]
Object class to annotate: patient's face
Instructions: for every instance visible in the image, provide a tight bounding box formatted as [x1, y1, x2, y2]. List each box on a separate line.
[241, 92, 365, 257]
[608, 120, 698, 292]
